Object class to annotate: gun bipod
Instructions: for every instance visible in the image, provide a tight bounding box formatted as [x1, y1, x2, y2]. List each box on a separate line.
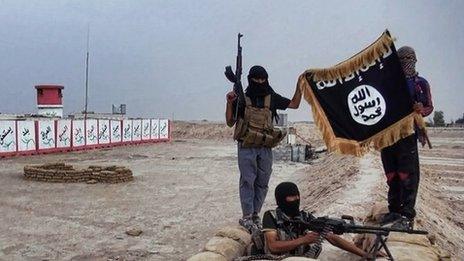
[366, 232, 394, 261]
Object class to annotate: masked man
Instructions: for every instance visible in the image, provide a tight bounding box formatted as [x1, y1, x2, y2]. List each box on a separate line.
[380, 46, 434, 229]
[261, 182, 368, 258]
[225, 65, 302, 230]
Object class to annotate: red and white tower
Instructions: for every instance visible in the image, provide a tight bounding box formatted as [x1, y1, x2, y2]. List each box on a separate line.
[35, 84, 64, 118]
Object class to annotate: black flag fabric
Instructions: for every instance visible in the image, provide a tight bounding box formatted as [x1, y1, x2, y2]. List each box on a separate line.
[298, 30, 426, 156]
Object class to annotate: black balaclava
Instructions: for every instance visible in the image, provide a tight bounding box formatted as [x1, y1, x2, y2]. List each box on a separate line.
[245, 65, 279, 120]
[275, 182, 300, 217]
[245, 65, 273, 98]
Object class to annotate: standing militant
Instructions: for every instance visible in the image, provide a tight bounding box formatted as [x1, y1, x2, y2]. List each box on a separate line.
[224, 34, 303, 230]
[380, 46, 434, 229]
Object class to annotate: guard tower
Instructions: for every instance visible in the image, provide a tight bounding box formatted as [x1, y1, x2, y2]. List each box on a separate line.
[35, 84, 64, 118]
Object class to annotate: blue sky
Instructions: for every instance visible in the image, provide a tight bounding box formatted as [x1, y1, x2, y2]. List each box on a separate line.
[0, 0, 463, 121]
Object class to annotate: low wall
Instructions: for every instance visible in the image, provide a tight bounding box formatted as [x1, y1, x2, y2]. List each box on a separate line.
[188, 226, 251, 261]
[0, 118, 171, 158]
[23, 163, 133, 183]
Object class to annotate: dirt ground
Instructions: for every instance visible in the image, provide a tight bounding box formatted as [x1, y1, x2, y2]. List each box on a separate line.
[416, 128, 464, 258]
[0, 122, 462, 260]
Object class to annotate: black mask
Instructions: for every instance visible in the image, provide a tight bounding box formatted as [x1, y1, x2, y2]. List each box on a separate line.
[246, 65, 273, 98]
[275, 182, 301, 217]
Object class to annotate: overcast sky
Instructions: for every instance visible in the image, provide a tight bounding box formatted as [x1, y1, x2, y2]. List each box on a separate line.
[1, 0, 463, 122]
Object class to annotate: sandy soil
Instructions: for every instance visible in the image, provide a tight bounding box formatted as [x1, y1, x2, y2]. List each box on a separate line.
[0, 122, 462, 260]
[416, 128, 464, 258]
[0, 139, 308, 261]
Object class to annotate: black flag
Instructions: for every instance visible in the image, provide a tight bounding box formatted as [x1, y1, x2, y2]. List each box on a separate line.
[298, 30, 426, 156]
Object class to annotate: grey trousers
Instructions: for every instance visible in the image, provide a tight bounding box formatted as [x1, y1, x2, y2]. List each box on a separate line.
[237, 142, 273, 217]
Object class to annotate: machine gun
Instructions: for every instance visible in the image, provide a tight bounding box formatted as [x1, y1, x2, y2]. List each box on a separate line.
[225, 33, 245, 120]
[290, 215, 428, 260]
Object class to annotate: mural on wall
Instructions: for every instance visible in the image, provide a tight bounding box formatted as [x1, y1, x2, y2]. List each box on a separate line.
[57, 120, 71, 148]
[111, 120, 122, 143]
[98, 120, 110, 144]
[159, 119, 169, 139]
[151, 119, 159, 140]
[86, 119, 98, 145]
[132, 120, 142, 141]
[0, 121, 16, 152]
[73, 120, 85, 147]
[123, 120, 132, 142]
[142, 119, 151, 140]
[38, 121, 55, 149]
[18, 121, 36, 151]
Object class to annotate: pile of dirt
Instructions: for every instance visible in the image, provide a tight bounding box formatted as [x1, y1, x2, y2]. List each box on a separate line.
[416, 128, 464, 259]
[293, 122, 325, 148]
[172, 121, 233, 140]
[172, 120, 323, 146]
[300, 153, 359, 213]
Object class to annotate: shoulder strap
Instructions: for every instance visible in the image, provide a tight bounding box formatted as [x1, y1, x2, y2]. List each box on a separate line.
[264, 95, 271, 109]
[273, 208, 298, 240]
[273, 208, 286, 228]
[269, 209, 282, 227]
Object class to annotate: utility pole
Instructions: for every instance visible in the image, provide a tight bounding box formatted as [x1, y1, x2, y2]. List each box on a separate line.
[84, 25, 90, 121]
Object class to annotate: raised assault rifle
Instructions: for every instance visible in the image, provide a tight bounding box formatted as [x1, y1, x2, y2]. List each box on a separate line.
[291, 215, 428, 261]
[225, 33, 245, 121]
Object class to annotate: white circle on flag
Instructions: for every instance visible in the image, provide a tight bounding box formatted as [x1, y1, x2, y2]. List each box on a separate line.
[347, 85, 386, 126]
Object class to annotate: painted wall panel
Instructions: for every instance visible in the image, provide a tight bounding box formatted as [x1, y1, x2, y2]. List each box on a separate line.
[110, 120, 122, 143]
[85, 119, 98, 146]
[150, 119, 159, 140]
[132, 120, 142, 141]
[17, 121, 36, 151]
[98, 120, 110, 144]
[142, 119, 151, 140]
[72, 120, 85, 147]
[0, 121, 16, 153]
[57, 120, 71, 148]
[159, 119, 169, 139]
[122, 120, 132, 142]
[38, 120, 56, 149]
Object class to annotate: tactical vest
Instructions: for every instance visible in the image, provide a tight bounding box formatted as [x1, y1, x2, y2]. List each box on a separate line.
[266, 209, 322, 258]
[234, 95, 286, 148]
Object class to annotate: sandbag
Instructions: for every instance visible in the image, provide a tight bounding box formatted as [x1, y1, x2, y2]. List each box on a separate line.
[204, 236, 246, 261]
[187, 251, 227, 261]
[215, 226, 252, 247]
[281, 257, 314, 261]
[354, 204, 451, 261]
[365, 202, 389, 223]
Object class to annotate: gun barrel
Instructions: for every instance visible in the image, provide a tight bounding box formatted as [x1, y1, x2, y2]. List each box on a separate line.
[236, 33, 243, 76]
[294, 219, 428, 236]
[348, 224, 428, 235]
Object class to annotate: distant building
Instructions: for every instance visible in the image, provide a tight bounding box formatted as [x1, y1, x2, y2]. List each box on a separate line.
[35, 84, 64, 118]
